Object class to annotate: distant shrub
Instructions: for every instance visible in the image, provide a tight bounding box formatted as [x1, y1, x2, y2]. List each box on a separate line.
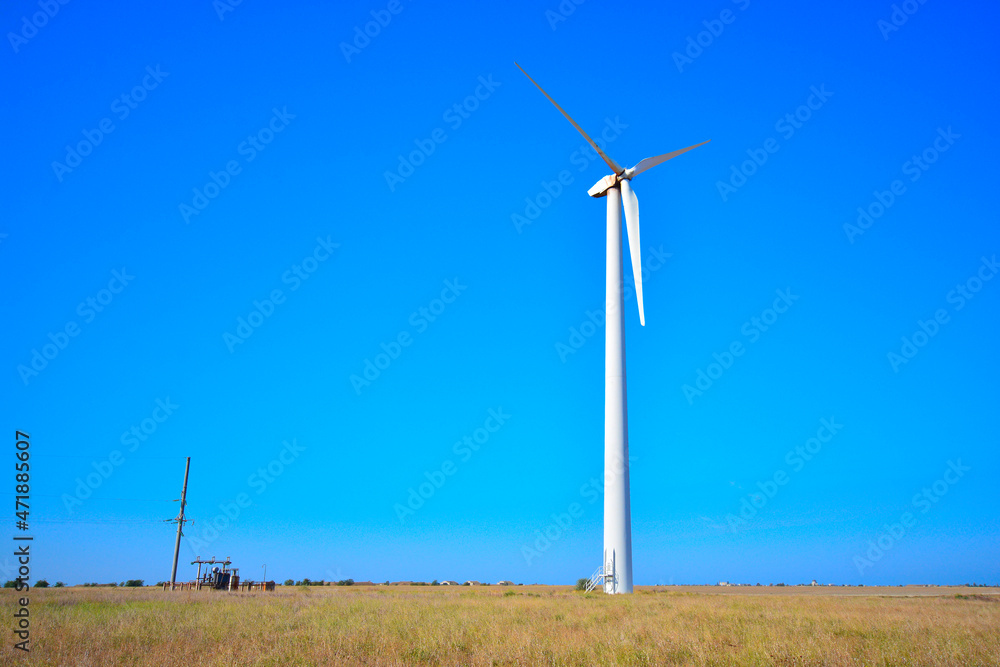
[36, 580, 49, 588]
[54, 582, 66, 588]
[575, 578, 589, 591]
[295, 578, 326, 586]
[336, 579, 354, 586]
[431, 580, 439, 586]
[283, 579, 294, 586]
[503, 590, 516, 597]
[124, 580, 144, 588]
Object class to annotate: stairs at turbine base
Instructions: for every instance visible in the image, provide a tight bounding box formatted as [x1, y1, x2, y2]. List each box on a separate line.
[585, 565, 611, 593]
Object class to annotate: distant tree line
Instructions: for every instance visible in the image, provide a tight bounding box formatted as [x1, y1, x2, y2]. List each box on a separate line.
[4, 580, 65, 588]
[9, 581, 145, 588]
[282, 578, 356, 586]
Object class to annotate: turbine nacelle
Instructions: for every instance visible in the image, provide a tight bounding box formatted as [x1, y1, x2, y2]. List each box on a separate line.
[587, 168, 637, 199]
[587, 173, 619, 198]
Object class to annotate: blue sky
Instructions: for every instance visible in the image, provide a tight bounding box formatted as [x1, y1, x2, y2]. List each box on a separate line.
[2, 0, 997, 587]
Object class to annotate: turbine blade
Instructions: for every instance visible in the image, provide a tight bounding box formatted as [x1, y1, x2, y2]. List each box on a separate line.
[630, 140, 711, 178]
[620, 180, 644, 326]
[515, 62, 623, 174]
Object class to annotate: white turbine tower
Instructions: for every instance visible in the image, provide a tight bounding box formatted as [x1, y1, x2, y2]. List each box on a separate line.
[517, 63, 709, 594]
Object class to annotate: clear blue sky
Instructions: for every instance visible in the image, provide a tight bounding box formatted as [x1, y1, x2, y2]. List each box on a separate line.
[3, 0, 997, 587]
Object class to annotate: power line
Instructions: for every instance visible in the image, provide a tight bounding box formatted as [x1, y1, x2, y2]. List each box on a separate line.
[28, 518, 171, 525]
[28, 455, 189, 460]
[0, 493, 176, 502]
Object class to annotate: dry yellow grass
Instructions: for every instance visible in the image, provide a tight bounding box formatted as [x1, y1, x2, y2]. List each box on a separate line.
[6, 585, 999, 666]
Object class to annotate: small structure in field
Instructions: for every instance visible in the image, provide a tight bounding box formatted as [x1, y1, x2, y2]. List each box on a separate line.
[496, 580, 514, 586]
[440, 581, 459, 586]
[162, 557, 274, 592]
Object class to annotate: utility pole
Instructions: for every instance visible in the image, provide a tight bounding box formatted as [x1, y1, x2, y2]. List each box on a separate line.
[169, 457, 191, 591]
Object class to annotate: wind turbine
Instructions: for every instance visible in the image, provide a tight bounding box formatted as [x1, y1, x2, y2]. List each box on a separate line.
[516, 63, 708, 594]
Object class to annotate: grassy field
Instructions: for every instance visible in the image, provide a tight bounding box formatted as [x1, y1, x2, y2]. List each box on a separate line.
[6, 585, 999, 665]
